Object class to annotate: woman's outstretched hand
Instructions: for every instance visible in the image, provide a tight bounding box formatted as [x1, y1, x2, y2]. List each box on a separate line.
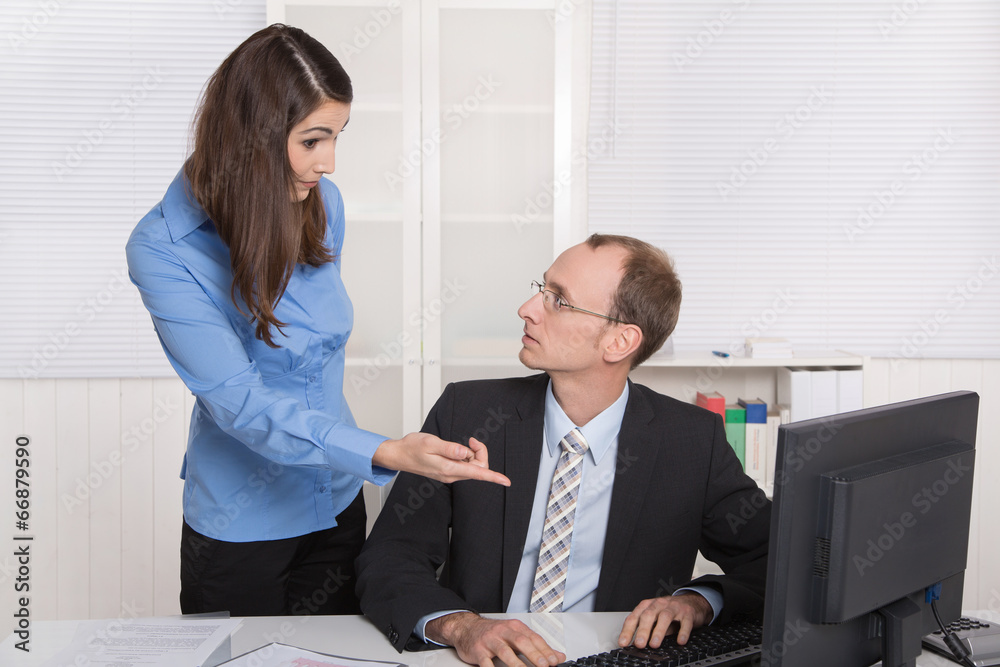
[372, 434, 511, 486]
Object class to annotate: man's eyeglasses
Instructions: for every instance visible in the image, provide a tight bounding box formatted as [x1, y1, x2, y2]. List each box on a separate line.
[530, 281, 627, 325]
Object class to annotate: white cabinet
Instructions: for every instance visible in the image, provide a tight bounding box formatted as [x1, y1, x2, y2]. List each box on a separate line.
[269, 0, 572, 436]
[267, 1, 867, 436]
[631, 351, 867, 410]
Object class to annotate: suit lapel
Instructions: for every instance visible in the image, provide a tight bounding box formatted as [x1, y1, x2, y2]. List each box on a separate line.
[500, 374, 548, 609]
[595, 381, 658, 610]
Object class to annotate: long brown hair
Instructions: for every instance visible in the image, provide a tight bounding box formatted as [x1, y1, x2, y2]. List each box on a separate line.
[186, 24, 353, 347]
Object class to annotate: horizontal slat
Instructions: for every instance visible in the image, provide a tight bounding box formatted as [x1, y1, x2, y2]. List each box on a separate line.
[589, 0, 1000, 359]
[0, 0, 267, 378]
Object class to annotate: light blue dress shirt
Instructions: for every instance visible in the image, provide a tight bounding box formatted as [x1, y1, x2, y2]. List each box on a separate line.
[126, 169, 394, 543]
[506, 380, 629, 612]
[417, 380, 720, 642]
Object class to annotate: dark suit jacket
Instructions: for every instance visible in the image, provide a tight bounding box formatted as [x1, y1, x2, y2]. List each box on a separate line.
[356, 374, 771, 652]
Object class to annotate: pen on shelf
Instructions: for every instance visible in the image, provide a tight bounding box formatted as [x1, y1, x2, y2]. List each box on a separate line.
[712, 350, 730, 358]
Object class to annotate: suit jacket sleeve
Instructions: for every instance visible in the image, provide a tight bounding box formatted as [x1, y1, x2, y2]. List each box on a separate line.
[689, 412, 771, 622]
[355, 383, 475, 652]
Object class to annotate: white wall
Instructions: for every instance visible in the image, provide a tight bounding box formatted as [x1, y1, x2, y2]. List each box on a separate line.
[1, 358, 998, 623]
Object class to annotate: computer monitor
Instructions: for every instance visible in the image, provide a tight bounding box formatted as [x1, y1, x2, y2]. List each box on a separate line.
[761, 390, 979, 667]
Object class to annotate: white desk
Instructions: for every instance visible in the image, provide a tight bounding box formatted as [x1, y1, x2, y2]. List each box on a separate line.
[3, 611, 995, 666]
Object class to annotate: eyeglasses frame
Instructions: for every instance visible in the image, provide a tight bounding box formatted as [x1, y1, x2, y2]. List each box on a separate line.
[530, 280, 628, 325]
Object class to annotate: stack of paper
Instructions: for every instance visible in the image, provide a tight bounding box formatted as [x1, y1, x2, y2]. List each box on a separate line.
[744, 337, 793, 358]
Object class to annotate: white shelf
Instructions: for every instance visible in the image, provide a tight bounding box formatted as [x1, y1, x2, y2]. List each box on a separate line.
[641, 351, 866, 369]
[345, 357, 408, 368]
[442, 356, 523, 367]
[440, 351, 865, 369]
[441, 214, 553, 224]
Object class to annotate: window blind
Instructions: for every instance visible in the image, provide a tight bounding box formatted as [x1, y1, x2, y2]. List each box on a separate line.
[0, 0, 265, 378]
[588, 0, 1000, 359]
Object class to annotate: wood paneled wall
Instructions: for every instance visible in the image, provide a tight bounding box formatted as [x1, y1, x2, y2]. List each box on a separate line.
[1, 358, 997, 623]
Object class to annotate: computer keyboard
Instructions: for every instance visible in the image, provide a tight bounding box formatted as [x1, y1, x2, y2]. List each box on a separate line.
[559, 618, 762, 667]
[923, 616, 1000, 666]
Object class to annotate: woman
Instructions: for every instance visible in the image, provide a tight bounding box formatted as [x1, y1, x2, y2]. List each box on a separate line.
[125, 24, 508, 616]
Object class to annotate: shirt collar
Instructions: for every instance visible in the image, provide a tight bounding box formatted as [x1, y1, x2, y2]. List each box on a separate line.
[543, 379, 629, 465]
[161, 167, 211, 243]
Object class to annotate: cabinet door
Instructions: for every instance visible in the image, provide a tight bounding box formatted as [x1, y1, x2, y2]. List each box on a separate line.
[422, 1, 560, 401]
[273, 1, 423, 435]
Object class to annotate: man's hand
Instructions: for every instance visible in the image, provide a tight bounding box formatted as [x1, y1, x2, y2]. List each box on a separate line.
[426, 612, 565, 667]
[618, 592, 714, 649]
[373, 435, 511, 486]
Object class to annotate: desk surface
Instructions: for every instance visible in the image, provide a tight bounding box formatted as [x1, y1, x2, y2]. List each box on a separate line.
[3, 611, 995, 666]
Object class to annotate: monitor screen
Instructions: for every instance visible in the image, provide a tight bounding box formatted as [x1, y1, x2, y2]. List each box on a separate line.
[761, 390, 979, 667]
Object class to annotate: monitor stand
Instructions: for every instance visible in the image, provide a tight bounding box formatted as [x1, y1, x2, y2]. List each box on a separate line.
[877, 598, 923, 667]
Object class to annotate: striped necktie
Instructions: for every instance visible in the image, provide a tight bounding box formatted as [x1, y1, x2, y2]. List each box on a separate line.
[530, 428, 589, 613]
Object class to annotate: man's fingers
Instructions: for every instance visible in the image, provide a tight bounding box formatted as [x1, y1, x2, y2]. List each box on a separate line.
[618, 612, 639, 646]
[493, 643, 529, 667]
[673, 613, 695, 646]
[516, 631, 564, 667]
[633, 609, 663, 648]
[507, 632, 562, 667]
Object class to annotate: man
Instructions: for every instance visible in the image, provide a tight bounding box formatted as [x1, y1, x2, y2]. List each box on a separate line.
[356, 235, 770, 667]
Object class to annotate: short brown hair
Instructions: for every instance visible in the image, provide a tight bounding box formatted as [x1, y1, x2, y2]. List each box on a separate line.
[185, 24, 352, 347]
[586, 233, 682, 368]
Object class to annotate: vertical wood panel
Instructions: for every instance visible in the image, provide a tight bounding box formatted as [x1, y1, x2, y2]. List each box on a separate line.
[0, 380, 25, 623]
[887, 358, 922, 404]
[23, 380, 58, 620]
[977, 360, 1000, 612]
[152, 378, 186, 616]
[863, 357, 890, 408]
[2, 358, 998, 623]
[916, 359, 951, 398]
[950, 361, 984, 608]
[120, 379, 155, 617]
[88, 378, 122, 618]
[55, 379, 90, 619]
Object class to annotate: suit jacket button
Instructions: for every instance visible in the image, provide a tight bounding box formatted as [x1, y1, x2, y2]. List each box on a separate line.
[388, 626, 399, 643]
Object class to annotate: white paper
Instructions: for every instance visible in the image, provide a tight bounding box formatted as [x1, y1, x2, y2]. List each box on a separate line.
[40, 617, 241, 667]
[219, 642, 405, 667]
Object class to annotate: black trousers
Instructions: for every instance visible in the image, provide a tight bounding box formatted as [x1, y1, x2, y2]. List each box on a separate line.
[180, 490, 366, 616]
